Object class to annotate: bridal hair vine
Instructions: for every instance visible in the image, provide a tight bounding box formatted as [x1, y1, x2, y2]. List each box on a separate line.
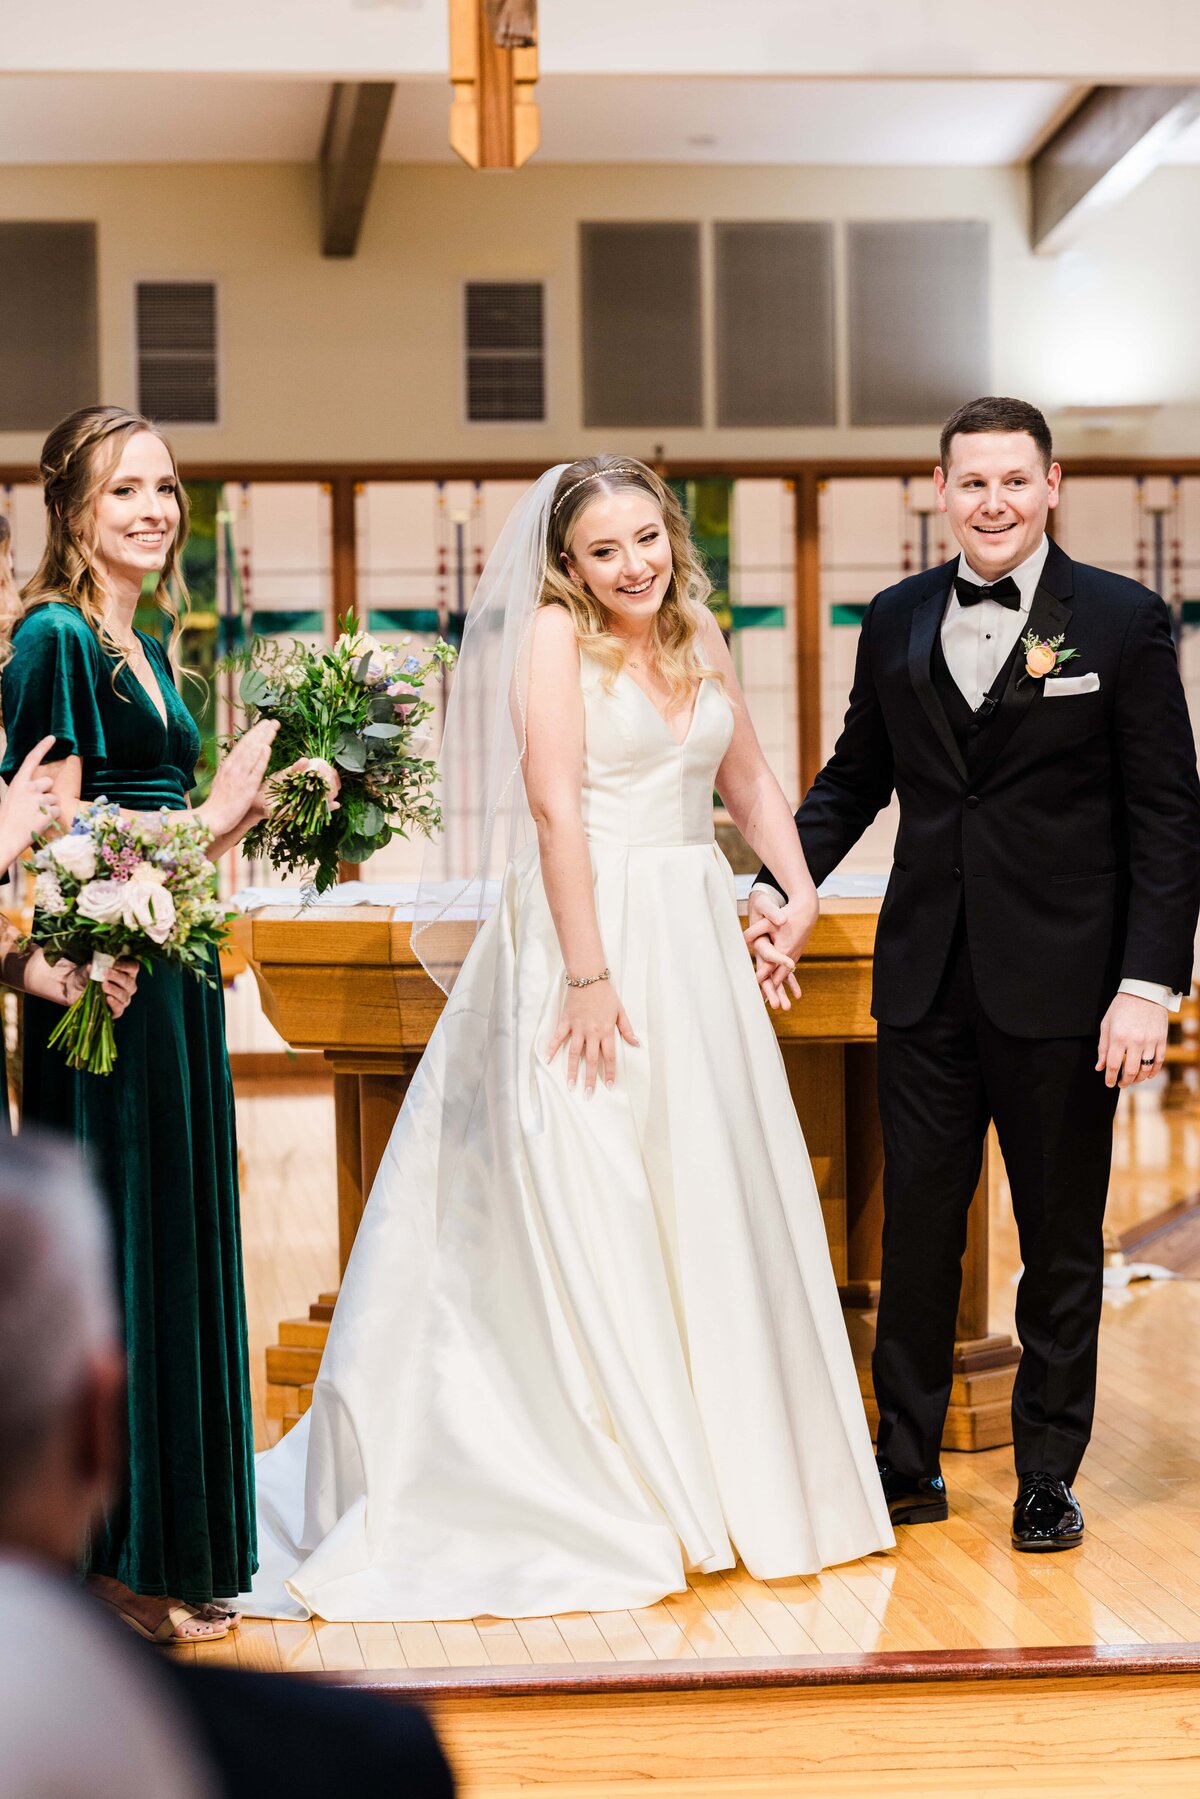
[551, 466, 647, 516]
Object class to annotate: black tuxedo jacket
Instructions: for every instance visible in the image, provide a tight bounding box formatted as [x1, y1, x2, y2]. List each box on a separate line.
[159, 1660, 455, 1797]
[763, 540, 1200, 1038]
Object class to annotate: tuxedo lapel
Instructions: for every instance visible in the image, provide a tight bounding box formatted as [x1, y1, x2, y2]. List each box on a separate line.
[970, 547, 1074, 779]
[907, 570, 967, 782]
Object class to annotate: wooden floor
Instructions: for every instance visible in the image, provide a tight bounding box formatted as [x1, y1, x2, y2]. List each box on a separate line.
[195, 1077, 1200, 1681]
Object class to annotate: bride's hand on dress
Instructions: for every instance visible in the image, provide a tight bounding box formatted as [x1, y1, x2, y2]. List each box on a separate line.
[547, 982, 640, 1096]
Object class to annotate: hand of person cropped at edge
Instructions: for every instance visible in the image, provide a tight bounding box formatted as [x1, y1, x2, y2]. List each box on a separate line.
[1096, 991, 1170, 1090]
[546, 978, 640, 1096]
[0, 736, 63, 866]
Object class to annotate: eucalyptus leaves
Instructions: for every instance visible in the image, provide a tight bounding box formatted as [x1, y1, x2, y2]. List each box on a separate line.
[225, 619, 456, 892]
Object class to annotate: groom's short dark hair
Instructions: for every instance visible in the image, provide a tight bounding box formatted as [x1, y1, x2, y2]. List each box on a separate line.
[939, 397, 1053, 474]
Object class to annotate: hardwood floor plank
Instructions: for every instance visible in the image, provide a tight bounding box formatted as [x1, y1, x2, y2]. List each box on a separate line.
[314, 1620, 366, 1670]
[354, 1621, 407, 1669]
[271, 1620, 322, 1672]
[553, 1611, 616, 1662]
[591, 1609, 657, 1662]
[514, 1616, 576, 1664]
[396, 1621, 449, 1668]
[434, 1620, 491, 1667]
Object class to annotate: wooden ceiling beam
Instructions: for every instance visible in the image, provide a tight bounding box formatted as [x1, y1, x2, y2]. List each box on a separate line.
[319, 81, 395, 258]
[1031, 83, 1200, 252]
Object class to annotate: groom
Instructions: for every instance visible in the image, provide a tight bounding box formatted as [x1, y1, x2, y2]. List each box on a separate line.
[749, 396, 1200, 1550]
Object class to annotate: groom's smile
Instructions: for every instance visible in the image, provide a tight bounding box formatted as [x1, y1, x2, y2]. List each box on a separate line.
[933, 428, 1062, 580]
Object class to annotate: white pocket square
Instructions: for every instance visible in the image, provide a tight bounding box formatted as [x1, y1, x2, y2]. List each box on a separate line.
[1044, 672, 1100, 697]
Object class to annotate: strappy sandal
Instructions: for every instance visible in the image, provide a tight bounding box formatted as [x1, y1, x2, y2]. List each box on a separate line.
[96, 1594, 230, 1645]
[192, 1601, 242, 1631]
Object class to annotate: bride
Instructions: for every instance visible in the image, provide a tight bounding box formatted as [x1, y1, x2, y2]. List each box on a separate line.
[246, 457, 893, 1623]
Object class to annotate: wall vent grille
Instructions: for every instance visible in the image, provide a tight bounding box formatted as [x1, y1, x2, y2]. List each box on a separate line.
[465, 282, 545, 422]
[137, 281, 219, 424]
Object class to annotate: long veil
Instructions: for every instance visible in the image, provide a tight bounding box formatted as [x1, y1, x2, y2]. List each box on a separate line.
[412, 465, 567, 992]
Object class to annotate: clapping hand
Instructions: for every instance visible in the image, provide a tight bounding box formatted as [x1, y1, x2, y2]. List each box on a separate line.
[0, 736, 62, 865]
[197, 720, 280, 845]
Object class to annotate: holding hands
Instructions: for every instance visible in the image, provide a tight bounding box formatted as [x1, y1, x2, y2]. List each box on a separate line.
[744, 889, 819, 1011]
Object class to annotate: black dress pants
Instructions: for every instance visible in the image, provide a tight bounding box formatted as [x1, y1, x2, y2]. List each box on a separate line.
[873, 918, 1120, 1485]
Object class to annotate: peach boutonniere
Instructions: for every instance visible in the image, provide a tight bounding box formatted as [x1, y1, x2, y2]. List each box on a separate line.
[1021, 629, 1079, 683]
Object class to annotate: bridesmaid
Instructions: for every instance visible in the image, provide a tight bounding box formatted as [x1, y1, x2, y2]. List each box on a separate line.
[0, 405, 277, 1644]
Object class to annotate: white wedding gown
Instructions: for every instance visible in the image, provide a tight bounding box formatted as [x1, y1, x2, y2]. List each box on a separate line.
[245, 661, 894, 1622]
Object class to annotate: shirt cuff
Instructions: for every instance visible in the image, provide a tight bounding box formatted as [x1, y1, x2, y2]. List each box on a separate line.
[749, 882, 787, 912]
[1118, 978, 1182, 1014]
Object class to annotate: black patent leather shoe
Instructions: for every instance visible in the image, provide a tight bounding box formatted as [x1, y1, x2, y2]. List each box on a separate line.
[876, 1458, 949, 1525]
[1011, 1473, 1084, 1552]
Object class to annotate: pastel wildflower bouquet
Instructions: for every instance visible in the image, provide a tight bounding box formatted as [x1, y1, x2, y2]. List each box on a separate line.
[25, 802, 230, 1075]
[224, 617, 455, 893]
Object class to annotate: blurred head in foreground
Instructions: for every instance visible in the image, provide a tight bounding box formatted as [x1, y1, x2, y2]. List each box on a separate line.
[0, 1130, 125, 1563]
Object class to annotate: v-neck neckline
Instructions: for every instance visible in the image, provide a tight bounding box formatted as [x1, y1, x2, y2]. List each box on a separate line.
[124, 630, 169, 730]
[619, 669, 704, 747]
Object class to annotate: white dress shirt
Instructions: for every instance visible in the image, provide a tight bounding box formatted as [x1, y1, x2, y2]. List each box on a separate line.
[754, 533, 1179, 1012]
[942, 533, 1049, 709]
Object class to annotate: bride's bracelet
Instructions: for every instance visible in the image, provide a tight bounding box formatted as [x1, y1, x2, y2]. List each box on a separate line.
[565, 966, 611, 989]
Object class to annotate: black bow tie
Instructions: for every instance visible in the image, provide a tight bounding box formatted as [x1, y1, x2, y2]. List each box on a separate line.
[954, 573, 1021, 611]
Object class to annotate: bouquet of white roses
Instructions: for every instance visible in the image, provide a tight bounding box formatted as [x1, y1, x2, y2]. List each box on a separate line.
[224, 616, 455, 893]
[25, 802, 230, 1075]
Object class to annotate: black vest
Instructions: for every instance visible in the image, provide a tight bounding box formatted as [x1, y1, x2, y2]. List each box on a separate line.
[930, 617, 1024, 770]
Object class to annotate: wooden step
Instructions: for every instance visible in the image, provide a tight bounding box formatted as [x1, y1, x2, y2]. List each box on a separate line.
[265, 1343, 323, 1386]
[413, 1658, 1200, 1792]
[278, 1316, 330, 1349]
[857, 1362, 1015, 1413]
[309, 1301, 336, 1322]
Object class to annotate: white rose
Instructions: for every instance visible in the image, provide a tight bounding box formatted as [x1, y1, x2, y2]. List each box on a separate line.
[129, 860, 166, 886]
[48, 834, 97, 881]
[75, 879, 127, 926]
[121, 880, 176, 945]
[33, 870, 67, 915]
[336, 630, 383, 661]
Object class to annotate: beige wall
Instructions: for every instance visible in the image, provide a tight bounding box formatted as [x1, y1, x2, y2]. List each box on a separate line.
[3, 158, 1200, 466]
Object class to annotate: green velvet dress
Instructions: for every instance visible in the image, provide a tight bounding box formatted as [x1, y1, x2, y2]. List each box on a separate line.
[0, 602, 257, 1604]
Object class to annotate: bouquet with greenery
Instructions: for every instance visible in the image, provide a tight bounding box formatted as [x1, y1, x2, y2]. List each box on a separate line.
[25, 803, 230, 1075]
[224, 618, 455, 892]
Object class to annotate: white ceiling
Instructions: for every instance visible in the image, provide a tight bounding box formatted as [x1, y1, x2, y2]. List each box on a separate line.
[0, 74, 1080, 167]
[5, 0, 1200, 80]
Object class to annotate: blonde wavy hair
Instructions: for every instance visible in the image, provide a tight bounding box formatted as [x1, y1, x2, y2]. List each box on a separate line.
[19, 405, 191, 677]
[540, 455, 720, 709]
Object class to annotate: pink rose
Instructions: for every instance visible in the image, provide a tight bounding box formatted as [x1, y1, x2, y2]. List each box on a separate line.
[1025, 641, 1058, 679]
